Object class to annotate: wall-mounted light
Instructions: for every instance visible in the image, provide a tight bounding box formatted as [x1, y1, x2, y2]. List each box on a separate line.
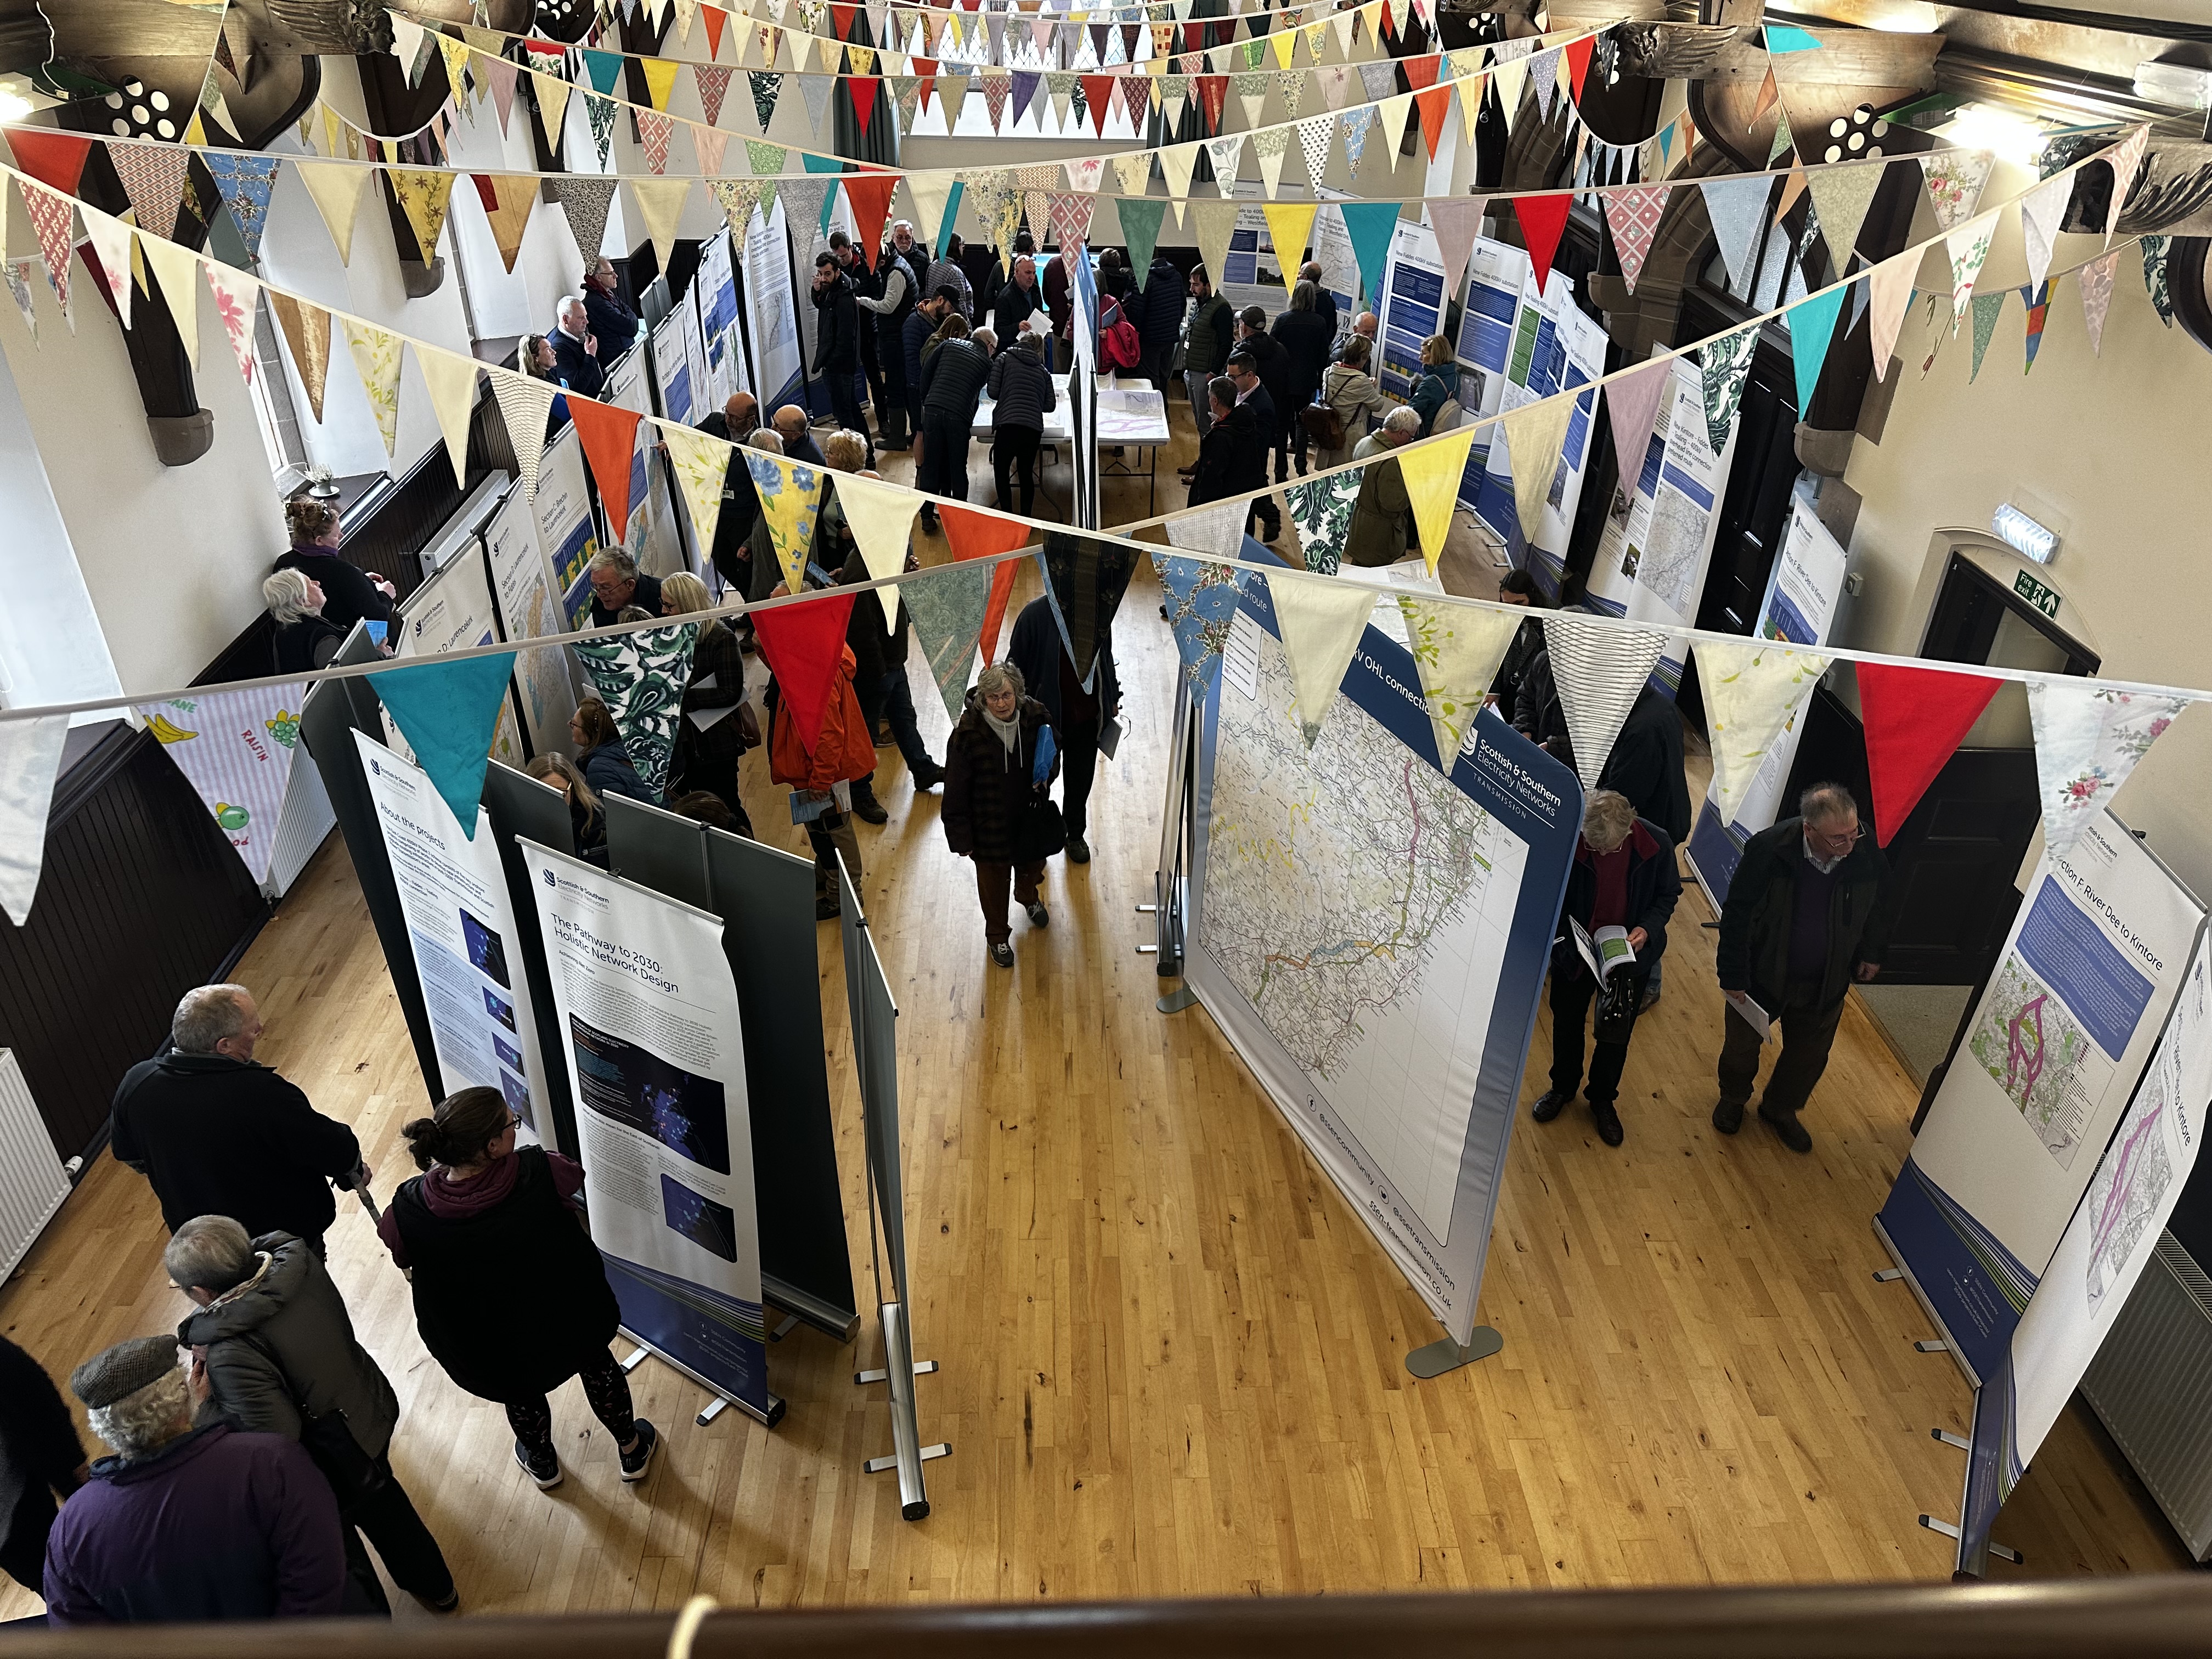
[1993, 502, 2061, 565]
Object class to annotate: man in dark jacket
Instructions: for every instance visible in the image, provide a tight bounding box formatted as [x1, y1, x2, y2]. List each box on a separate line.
[990, 254, 1046, 347]
[854, 228, 923, 449]
[809, 255, 871, 464]
[168, 1217, 455, 1615]
[693, 392, 760, 599]
[1008, 595, 1119, 865]
[1184, 378, 1254, 509]
[1135, 254, 1185, 392]
[1298, 261, 1340, 334]
[1531, 791, 1681, 1148]
[840, 545, 943, 791]
[1594, 684, 1692, 1010]
[44, 1335, 346, 1624]
[0, 1336, 85, 1592]
[1235, 307, 1295, 484]
[549, 297, 605, 398]
[1713, 782, 1897, 1152]
[580, 259, 639, 363]
[585, 548, 664, 630]
[919, 334, 992, 504]
[1181, 266, 1234, 449]
[1271, 286, 1336, 477]
[1224, 348, 1280, 540]
[109, 986, 364, 1254]
[903, 286, 955, 445]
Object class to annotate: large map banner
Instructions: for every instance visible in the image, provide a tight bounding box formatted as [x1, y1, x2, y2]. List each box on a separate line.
[1185, 571, 1582, 1348]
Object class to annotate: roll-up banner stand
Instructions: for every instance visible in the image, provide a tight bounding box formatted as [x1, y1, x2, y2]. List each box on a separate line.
[481, 760, 581, 1157]
[1375, 218, 1447, 399]
[1953, 924, 2212, 1572]
[352, 732, 557, 1145]
[1877, 809, 2204, 1387]
[482, 487, 580, 760]
[538, 425, 600, 628]
[1454, 236, 1526, 486]
[697, 227, 747, 407]
[521, 839, 781, 1426]
[1471, 267, 1608, 590]
[1684, 494, 1850, 907]
[742, 197, 806, 412]
[297, 624, 443, 1103]
[607, 794, 860, 1341]
[1183, 565, 1581, 1373]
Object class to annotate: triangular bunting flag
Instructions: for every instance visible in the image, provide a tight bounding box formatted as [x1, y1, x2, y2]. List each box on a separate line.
[573, 625, 698, 799]
[548, 176, 618, 268]
[1699, 325, 1758, 455]
[1425, 195, 1486, 302]
[569, 397, 645, 538]
[1190, 200, 1240, 297]
[940, 504, 1031, 665]
[1399, 425, 1477, 574]
[1039, 531, 1138, 692]
[630, 177, 692, 273]
[1159, 140, 1201, 202]
[532, 70, 573, 151]
[1867, 250, 1919, 380]
[1803, 161, 1881, 274]
[138, 232, 202, 368]
[1512, 192, 1570, 294]
[371, 652, 521, 838]
[1857, 662, 2002, 844]
[479, 174, 537, 274]
[1700, 174, 1771, 292]
[2026, 681, 2192, 860]
[341, 319, 402, 456]
[1501, 397, 1573, 548]
[204, 262, 260, 383]
[1696, 639, 1830, 821]
[904, 560, 994, 722]
[6, 131, 91, 198]
[1920, 149, 1992, 234]
[1600, 184, 1669, 294]
[746, 447, 826, 593]
[2022, 280, 2050, 373]
[834, 470, 921, 629]
[389, 169, 458, 265]
[109, 145, 190, 241]
[1968, 290, 2007, 383]
[2080, 245, 2121, 355]
[1262, 202, 1318, 274]
[2020, 172, 2069, 296]
[1785, 284, 1848, 411]
[1945, 210, 1997, 336]
[489, 369, 558, 496]
[0, 716, 68, 924]
[754, 590, 857, 755]
[416, 346, 479, 490]
[1602, 356, 1670, 487]
[203, 154, 281, 260]
[1339, 199, 1401, 303]
[1545, 616, 1668, 789]
[136, 687, 304, 883]
[80, 208, 134, 329]
[269, 292, 331, 423]
[1120, 197, 1168, 283]
[296, 161, 373, 266]
[1397, 599, 1519, 769]
[1267, 569, 1375, 747]
[2102, 125, 2148, 241]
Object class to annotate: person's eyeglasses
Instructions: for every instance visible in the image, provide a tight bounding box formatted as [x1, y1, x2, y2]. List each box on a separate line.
[1813, 824, 1865, 847]
[506, 1112, 524, 1130]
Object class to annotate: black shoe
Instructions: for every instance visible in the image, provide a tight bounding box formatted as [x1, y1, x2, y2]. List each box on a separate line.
[1639, 985, 1662, 1014]
[618, 1420, 660, 1483]
[850, 790, 889, 825]
[990, 940, 1014, 968]
[912, 762, 946, 790]
[1758, 1105, 1813, 1154]
[1712, 1099, 1745, 1135]
[1530, 1088, 1573, 1122]
[515, 1439, 562, 1489]
[1066, 835, 1090, 864]
[1024, 900, 1049, 929]
[816, 890, 842, 920]
[420, 1588, 461, 1614]
[1591, 1099, 1624, 1147]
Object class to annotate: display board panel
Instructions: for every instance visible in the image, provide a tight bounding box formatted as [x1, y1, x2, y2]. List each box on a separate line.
[483, 487, 578, 759]
[1375, 217, 1446, 399]
[743, 198, 806, 411]
[537, 426, 600, 628]
[1469, 266, 1607, 588]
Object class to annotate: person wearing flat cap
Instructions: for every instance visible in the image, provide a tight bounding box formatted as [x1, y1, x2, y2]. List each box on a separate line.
[41, 1334, 347, 1626]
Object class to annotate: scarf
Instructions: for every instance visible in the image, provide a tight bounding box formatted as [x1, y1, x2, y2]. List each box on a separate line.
[984, 706, 1022, 754]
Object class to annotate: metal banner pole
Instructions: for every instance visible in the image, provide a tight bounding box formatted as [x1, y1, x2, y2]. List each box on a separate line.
[1143, 681, 1201, 1013]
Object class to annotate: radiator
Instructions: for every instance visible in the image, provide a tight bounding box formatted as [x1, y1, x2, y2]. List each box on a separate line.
[0, 1052, 71, 1282]
[264, 745, 337, 899]
[2080, 1233, 2212, 1561]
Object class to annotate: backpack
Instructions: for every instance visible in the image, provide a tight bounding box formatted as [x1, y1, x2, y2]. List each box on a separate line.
[1302, 379, 1346, 450]
[1100, 297, 1143, 371]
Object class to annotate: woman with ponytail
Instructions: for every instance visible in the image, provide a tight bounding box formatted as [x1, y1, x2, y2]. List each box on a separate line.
[375, 1088, 662, 1491]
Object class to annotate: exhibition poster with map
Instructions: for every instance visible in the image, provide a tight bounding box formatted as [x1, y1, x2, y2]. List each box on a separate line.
[1618, 364, 1739, 695]
[483, 487, 578, 758]
[742, 198, 805, 411]
[1186, 577, 1582, 1347]
[520, 840, 771, 1418]
[1878, 810, 2203, 1384]
[353, 731, 554, 1146]
[1470, 265, 1607, 590]
[1955, 926, 2210, 1570]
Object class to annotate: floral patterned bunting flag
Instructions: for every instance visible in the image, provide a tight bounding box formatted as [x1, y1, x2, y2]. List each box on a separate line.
[1699, 325, 1758, 456]
[1285, 470, 1360, 573]
[573, 624, 699, 802]
[389, 168, 458, 265]
[749, 70, 783, 131]
[2027, 682, 2192, 860]
[1695, 639, 1830, 822]
[342, 319, 402, 455]
[1944, 209, 1997, 335]
[1398, 599, 1521, 770]
[905, 561, 995, 723]
[745, 448, 825, 594]
[204, 154, 280, 259]
[1918, 149, 1991, 233]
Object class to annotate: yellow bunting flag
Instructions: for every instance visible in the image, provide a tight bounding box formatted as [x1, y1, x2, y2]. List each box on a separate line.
[341, 319, 402, 456]
[1268, 569, 1376, 748]
[482, 175, 537, 274]
[415, 345, 480, 491]
[1396, 598, 1520, 769]
[388, 168, 457, 266]
[295, 160, 373, 266]
[833, 471, 922, 629]
[630, 178, 692, 275]
[1502, 396, 1575, 555]
[1262, 203, 1318, 271]
[1397, 425, 1477, 575]
[641, 55, 681, 111]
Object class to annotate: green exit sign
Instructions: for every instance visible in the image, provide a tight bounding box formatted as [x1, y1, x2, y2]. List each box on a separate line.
[2014, 569, 2061, 620]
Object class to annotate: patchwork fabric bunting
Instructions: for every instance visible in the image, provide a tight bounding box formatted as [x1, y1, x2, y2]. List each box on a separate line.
[1543, 616, 1667, 789]
[1600, 184, 1669, 294]
[1267, 570, 1375, 748]
[1699, 325, 1759, 456]
[1695, 639, 1830, 822]
[372, 653, 520, 838]
[1285, 471, 1361, 573]
[1786, 284, 1849, 410]
[1398, 600, 1520, 770]
[0, 716, 68, 924]
[1920, 149, 1992, 233]
[110, 144, 190, 240]
[548, 177, 618, 268]
[746, 448, 826, 594]
[204, 155, 280, 260]
[489, 370, 557, 496]
[1040, 531, 1138, 693]
[2079, 245, 2120, 355]
[2021, 281, 2050, 372]
[341, 320, 402, 456]
[574, 625, 698, 801]
[2026, 683, 2191, 860]
[1857, 662, 2004, 844]
[904, 561, 995, 721]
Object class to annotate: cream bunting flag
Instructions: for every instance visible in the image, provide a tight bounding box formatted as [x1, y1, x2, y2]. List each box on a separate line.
[1375, 90, 1414, 160]
[1328, 8, 1358, 59]
[2080, 245, 2121, 355]
[1397, 425, 1477, 575]
[1190, 201, 1239, 296]
[1944, 209, 1997, 335]
[416, 345, 479, 490]
[630, 178, 693, 274]
[204, 262, 259, 386]
[2026, 681, 2193, 860]
[834, 470, 921, 628]
[1491, 55, 1525, 130]
[1865, 249, 1920, 381]
[1267, 569, 1375, 748]
[905, 171, 956, 253]
[661, 424, 731, 558]
[1158, 140, 1201, 205]
[1397, 599, 1519, 770]
[341, 319, 402, 455]
[138, 231, 203, 369]
[489, 369, 558, 496]
[1695, 638, 1830, 821]
[1543, 615, 1668, 789]
[1502, 396, 1574, 549]
[532, 69, 573, 151]
[1207, 133, 1245, 196]
[2020, 172, 2070, 296]
[295, 160, 374, 266]
[1113, 151, 1154, 198]
[80, 208, 134, 328]
[0, 715, 67, 926]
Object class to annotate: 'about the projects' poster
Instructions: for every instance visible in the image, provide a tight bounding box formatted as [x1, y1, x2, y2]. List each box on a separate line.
[1455, 236, 1526, 487]
[743, 197, 805, 411]
[353, 731, 554, 1144]
[521, 841, 771, 1418]
[1879, 810, 2204, 1384]
[1375, 217, 1447, 400]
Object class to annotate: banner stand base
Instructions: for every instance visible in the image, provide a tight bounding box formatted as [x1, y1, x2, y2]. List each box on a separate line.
[1917, 1512, 2023, 1566]
[618, 1332, 787, 1430]
[1406, 1326, 1504, 1379]
[1156, 984, 1199, 1014]
[859, 1300, 944, 1522]
[1870, 1217, 1984, 1388]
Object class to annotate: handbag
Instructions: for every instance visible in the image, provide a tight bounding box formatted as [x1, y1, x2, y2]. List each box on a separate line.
[242, 1334, 387, 1510]
[1012, 791, 1067, 862]
[1301, 398, 1345, 450]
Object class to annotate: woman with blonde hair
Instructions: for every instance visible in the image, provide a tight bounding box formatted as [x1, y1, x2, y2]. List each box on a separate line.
[526, 753, 605, 865]
[1408, 332, 1462, 437]
[1312, 335, 1391, 470]
[661, 572, 751, 831]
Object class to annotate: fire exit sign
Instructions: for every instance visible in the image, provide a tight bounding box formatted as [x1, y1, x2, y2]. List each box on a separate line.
[2014, 569, 2061, 620]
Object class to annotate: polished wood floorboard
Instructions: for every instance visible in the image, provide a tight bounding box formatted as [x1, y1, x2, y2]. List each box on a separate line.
[0, 420, 2188, 1620]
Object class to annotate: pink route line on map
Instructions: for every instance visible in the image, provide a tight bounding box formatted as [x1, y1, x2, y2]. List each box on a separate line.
[2006, 991, 2049, 1103]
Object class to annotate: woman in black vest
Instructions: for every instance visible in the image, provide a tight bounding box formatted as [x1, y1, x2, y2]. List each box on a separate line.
[377, 1088, 661, 1491]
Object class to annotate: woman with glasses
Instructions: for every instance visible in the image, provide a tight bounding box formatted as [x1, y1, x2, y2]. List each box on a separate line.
[376, 1087, 662, 1492]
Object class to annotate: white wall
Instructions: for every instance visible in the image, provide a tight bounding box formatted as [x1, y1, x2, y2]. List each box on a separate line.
[1841, 161, 2212, 899]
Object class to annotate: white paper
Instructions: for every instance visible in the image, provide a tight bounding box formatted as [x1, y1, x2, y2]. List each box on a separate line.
[1725, 989, 1772, 1044]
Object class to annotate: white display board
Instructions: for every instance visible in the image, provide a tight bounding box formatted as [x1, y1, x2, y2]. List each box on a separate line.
[1621, 360, 1740, 692]
[606, 346, 685, 579]
[1375, 217, 1447, 399]
[391, 537, 524, 770]
[483, 487, 579, 757]
[743, 197, 805, 410]
[354, 730, 554, 1145]
[652, 294, 701, 428]
[696, 227, 748, 407]
[536, 425, 600, 628]
[1454, 235, 1527, 483]
[1472, 266, 1609, 587]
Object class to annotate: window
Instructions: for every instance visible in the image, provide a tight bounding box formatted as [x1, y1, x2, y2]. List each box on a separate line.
[245, 292, 309, 482]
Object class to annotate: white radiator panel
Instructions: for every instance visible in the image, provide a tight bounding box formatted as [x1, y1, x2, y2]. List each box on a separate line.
[2080, 1234, 2212, 1561]
[0, 1052, 70, 1281]
[265, 744, 337, 898]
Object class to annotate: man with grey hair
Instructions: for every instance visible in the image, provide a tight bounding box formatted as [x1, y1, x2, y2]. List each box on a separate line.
[549, 295, 604, 397]
[1713, 781, 1897, 1152]
[585, 545, 663, 630]
[1530, 790, 1681, 1147]
[110, 986, 363, 1255]
[170, 1218, 456, 1614]
[43, 1334, 346, 1623]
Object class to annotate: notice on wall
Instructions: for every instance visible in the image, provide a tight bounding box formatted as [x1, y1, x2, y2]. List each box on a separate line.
[1471, 266, 1607, 587]
[354, 731, 553, 1144]
[1454, 235, 1526, 483]
[1187, 581, 1581, 1347]
[1684, 495, 1849, 906]
[537, 426, 600, 628]
[483, 487, 578, 758]
[1880, 810, 2205, 1383]
[743, 198, 805, 411]
[391, 539, 524, 770]
[1375, 217, 1447, 399]
[521, 840, 771, 1417]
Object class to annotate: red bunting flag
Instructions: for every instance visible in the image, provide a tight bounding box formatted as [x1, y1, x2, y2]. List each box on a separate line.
[754, 592, 858, 757]
[1857, 662, 2004, 845]
[940, 505, 1031, 663]
[828, 3, 856, 39]
[8, 129, 91, 196]
[1402, 54, 1439, 92]
[567, 397, 643, 542]
[1563, 36, 1594, 101]
[1081, 75, 1116, 137]
[849, 77, 881, 140]
[702, 4, 725, 60]
[915, 56, 938, 112]
[1513, 192, 1573, 296]
[842, 171, 898, 268]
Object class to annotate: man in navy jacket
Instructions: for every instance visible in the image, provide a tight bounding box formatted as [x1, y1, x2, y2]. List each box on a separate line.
[549, 297, 605, 398]
[1007, 595, 1120, 866]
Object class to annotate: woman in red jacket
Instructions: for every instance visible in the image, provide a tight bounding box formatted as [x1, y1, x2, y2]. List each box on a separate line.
[768, 620, 877, 920]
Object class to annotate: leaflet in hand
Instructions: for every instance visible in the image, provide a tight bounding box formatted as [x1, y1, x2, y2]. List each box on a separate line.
[1570, 918, 1637, 983]
[1724, 990, 1773, 1044]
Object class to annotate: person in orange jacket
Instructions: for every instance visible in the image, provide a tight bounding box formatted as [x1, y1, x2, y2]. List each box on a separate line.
[766, 610, 876, 921]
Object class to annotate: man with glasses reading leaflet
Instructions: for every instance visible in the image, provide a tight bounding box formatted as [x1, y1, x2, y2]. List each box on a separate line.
[1712, 783, 1898, 1153]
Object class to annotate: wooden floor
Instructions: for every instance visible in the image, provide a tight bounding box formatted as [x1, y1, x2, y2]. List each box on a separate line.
[0, 416, 2188, 1620]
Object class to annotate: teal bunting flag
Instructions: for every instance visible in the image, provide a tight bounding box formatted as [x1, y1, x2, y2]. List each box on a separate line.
[580, 49, 625, 95]
[1785, 285, 1849, 413]
[1338, 201, 1401, 306]
[939, 180, 966, 257]
[371, 653, 519, 839]
[1764, 24, 1822, 52]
